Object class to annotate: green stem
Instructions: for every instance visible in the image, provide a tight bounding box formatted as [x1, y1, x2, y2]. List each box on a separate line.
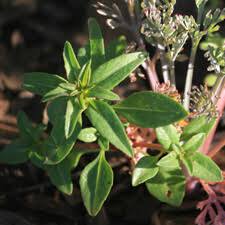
[183, 41, 199, 110]
[158, 44, 170, 83]
[183, 0, 207, 111]
[170, 61, 176, 86]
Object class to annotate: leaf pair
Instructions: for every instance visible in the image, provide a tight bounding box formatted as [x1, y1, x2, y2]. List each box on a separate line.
[156, 118, 222, 182]
[132, 153, 185, 207]
[133, 116, 223, 207]
[19, 17, 191, 217]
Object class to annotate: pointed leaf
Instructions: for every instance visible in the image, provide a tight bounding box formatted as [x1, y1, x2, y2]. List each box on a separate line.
[65, 98, 83, 138]
[42, 86, 68, 102]
[77, 44, 90, 67]
[182, 157, 193, 175]
[86, 100, 133, 157]
[146, 168, 186, 207]
[43, 121, 81, 165]
[46, 149, 85, 195]
[195, 0, 208, 8]
[182, 116, 216, 140]
[157, 152, 180, 170]
[88, 86, 120, 101]
[0, 139, 30, 164]
[63, 41, 80, 82]
[90, 52, 147, 90]
[80, 151, 113, 216]
[114, 92, 188, 128]
[88, 18, 105, 69]
[47, 96, 67, 125]
[191, 152, 223, 182]
[182, 133, 205, 154]
[156, 125, 180, 151]
[44, 97, 82, 165]
[59, 83, 76, 91]
[132, 156, 159, 186]
[23, 72, 68, 96]
[47, 161, 73, 195]
[78, 60, 92, 88]
[48, 96, 82, 140]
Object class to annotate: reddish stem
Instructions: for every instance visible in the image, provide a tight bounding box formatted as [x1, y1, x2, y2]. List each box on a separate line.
[132, 142, 163, 150]
[201, 86, 225, 155]
[142, 53, 160, 90]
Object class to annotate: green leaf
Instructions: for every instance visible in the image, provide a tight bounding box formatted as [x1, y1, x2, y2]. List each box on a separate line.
[23, 72, 68, 96]
[43, 120, 81, 165]
[146, 168, 186, 207]
[0, 139, 30, 164]
[90, 52, 147, 90]
[77, 44, 90, 67]
[17, 112, 45, 141]
[156, 125, 180, 151]
[114, 92, 188, 128]
[65, 98, 83, 138]
[182, 133, 205, 154]
[80, 151, 113, 216]
[17, 111, 34, 140]
[47, 160, 73, 195]
[59, 82, 76, 91]
[63, 41, 81, 82]
[182, 157, 193, 175]
[88, 18, 105, 69]
[182, 116, 216, 140]
[47, 96, 67, 125]
[105, 36, 127, 60]
[195, 0, 208, 8]
[78, 128, 98, 143]
[78, 60, 92, 88]
[157, 152, 180, 170]
[30, 147, 86, 170]
[48, 96, 82, 139]
[66, 149, 87, 169]
[191, 152, 223, 182]
[42, 86, 68, 102]
[98, 136, 109, 151]
[86, 100, 133, 157]
[88, 86, 120, 101]
[44, 97, 82, 165]
[46, 149, 84, 195]
[132, 156, 159, 186]
[29, 151, 46, 169]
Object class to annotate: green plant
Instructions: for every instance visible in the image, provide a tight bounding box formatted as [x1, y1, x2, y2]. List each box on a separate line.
[0, 18, 188, 216]
[94, 0, 225, 224]
[0, 0, 224, 223]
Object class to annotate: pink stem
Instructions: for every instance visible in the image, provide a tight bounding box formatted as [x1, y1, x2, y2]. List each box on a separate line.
[201, 86, 225, 155]
[143, 56, 160, 91]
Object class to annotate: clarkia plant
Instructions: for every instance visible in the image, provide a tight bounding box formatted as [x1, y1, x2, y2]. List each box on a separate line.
[0, 0, 224, 223]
